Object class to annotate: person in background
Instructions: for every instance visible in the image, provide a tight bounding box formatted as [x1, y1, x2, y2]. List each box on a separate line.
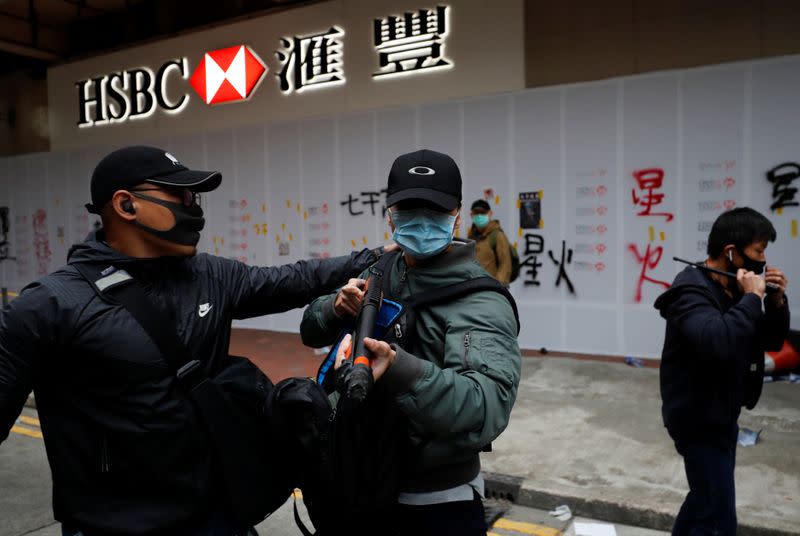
[654, 207, 790, 535]
[467, 199, 512, 285]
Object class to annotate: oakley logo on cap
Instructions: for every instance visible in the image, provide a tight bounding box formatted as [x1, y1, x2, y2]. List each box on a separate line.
[409, 166, 436, 176]
[165, 152, 181, 166]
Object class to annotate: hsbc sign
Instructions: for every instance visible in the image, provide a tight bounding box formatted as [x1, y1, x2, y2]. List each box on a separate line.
[76, 58, 190, 127]
[76, 45, 267, 128]
[190, 45, 266, 105]
[74, 6, 454, 129]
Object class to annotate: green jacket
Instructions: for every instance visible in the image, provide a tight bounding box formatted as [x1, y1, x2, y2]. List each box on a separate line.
[300, 239, 521, 492]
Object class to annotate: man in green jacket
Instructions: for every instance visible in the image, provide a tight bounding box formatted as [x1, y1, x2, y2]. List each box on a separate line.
[300, 149, 521, 536]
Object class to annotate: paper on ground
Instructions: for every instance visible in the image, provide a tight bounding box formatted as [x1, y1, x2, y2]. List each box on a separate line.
[574, 521, 617, 536]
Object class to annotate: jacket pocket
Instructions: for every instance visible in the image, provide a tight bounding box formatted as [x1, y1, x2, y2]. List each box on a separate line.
[463, 330, 520, 388]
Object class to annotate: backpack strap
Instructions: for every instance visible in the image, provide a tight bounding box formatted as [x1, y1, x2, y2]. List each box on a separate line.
[378, 250, 402, 297]
[488, 228, 499, 251]
[71, 262, 203, 387]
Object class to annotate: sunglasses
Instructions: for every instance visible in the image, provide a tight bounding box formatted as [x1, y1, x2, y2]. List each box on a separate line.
[129, 187, 201, 207]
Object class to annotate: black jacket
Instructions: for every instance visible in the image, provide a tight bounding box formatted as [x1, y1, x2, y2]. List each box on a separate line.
[0, 231, 377, 534]
[654, 266, 790, 444]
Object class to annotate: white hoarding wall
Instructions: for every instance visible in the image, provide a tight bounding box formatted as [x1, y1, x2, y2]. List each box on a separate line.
[2, 56, 799, 358]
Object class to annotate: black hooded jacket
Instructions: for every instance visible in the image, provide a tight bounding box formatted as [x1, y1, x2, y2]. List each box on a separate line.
[654, 265, 790, 444]
[0, 230, 377, 534]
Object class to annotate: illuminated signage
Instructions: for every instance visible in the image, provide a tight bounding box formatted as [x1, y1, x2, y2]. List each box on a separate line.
[76, 58, 189, 127]
[74, 5, 453, 128]
[190, 45, 267, 104]
[276, 26, 345, 94]
[373, 5, 452, 79]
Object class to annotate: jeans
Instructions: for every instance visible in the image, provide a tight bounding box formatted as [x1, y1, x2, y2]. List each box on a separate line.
[672, 438, 737, 536]
[395, 490, 486, 536]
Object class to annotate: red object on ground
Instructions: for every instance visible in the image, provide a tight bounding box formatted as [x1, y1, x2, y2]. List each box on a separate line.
[766, 340, 800, 373]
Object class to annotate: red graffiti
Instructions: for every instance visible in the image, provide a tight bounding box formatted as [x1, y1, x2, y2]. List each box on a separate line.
[632, 168, 674, 222]
[627, 243, 671, 303]
[32, 209, 52, 276]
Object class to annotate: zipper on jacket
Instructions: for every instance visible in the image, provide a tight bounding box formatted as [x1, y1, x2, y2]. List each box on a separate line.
[462, 331, 472, 368]
[100, 436, 110, 473]
[395, 323, 403, 340]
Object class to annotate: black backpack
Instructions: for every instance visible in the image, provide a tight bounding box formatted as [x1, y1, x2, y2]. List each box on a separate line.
[270, 252, 519, 535]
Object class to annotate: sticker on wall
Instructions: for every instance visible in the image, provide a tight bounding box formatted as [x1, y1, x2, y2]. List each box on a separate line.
[519, 191, 542, 229]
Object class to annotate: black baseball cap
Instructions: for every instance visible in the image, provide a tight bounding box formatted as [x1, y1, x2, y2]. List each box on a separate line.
[86, 145, 222, 214]
[471, 199, 491, 212]
[386, 149, 462, 211]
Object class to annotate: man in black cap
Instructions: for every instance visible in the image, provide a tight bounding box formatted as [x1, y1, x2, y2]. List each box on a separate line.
[301, 149, 521, 535]
[0, 146, 385, 535]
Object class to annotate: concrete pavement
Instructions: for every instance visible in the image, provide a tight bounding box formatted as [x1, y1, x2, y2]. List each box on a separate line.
[480, 357, 800, 536]
[2, 329, 799, 535]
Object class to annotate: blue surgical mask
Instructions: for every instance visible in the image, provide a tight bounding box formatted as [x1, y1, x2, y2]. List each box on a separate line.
[472, 214, 490, 229]
[390, 208, 456, 259]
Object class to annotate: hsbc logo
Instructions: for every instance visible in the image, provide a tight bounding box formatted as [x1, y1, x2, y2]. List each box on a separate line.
[76, 44, 267, 128]
[76, 58, 190, 128]
[190, 45, 267, 105]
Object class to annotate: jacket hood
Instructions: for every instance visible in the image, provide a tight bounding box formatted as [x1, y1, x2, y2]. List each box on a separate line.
[653, 265, 715, 313]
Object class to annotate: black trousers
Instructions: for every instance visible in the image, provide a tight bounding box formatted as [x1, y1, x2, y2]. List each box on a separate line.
[672, 438, 737, 536]
[62, 513, 258, 536]
[395, 491, 487, 536]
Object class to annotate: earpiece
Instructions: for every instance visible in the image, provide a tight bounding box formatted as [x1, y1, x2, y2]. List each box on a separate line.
[728, 250, 733, 262]
[121, 199, 135, 215]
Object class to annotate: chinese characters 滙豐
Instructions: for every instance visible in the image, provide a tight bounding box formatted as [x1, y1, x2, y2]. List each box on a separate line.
[373, 5, 452, 78]
[276, 27, 345, 93]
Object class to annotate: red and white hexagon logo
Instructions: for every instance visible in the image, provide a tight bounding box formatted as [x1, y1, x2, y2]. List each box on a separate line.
[190, 45, 267, 105]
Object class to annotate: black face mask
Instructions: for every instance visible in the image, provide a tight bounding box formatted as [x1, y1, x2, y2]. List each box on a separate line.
[730, 248, 766, 275]
[130, 193, 205, 246]
[739, 250, 766, 275]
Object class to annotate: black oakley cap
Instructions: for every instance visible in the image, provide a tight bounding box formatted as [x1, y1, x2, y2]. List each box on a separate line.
[86, 145, 222, 214]
[386, 149, 462, 211]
